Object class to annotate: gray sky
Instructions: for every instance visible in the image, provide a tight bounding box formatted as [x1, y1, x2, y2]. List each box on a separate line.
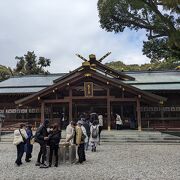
[0, 0, 150, 73]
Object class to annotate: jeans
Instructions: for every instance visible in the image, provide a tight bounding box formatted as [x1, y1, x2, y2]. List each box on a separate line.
[116, 124, 121, 130]
[99, 126, 103, 143]
[77, 143, 85, 163]
[25, 143, 33, 161]
[84, 137, 90, 151]
[49, 145, 59, 165]
[15, 142, 25, 165]
[37, 144, 47, 164]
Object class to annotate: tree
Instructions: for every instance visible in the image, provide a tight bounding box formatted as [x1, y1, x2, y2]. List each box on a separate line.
[0, 65, 13, 81]
[14, 51, 51, 75]
[98, 0, 180, 61]
[105, 57, 180, 71]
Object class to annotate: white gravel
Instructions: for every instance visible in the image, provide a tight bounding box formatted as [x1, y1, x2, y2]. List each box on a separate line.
[0, 143, 180, 180]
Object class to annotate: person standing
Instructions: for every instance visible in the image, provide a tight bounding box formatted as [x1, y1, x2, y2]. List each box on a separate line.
[98, 114, 103, 145]
[13, 124, 28, 166]
[48, 123, 61, 167]
[66, 121, 76, 144]
[75, 121, 86, 164]
[90, 112, 98, 124]
[82, 119, 90, 151]
[35, 119, 49, 168]
[89, 121, 99, 152]
[116, 114, 123, 130]
[25, 124, 33, 162]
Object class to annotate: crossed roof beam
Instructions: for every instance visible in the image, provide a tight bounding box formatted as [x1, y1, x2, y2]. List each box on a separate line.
[76, 53, 135, 81]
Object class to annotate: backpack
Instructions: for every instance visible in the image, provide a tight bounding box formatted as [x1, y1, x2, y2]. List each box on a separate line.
[92, 126, 98, 138]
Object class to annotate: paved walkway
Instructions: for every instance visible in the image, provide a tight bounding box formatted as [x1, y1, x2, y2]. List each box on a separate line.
[0, 143, 179, 179]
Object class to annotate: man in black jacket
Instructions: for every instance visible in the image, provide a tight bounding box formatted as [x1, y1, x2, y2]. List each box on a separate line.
[35, 119, 49, 168]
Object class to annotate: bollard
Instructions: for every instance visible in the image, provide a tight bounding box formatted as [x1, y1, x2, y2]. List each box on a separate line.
[0, 117, 2, 142]
[46, 142, 76, 165]
[0, 120, 1, 142]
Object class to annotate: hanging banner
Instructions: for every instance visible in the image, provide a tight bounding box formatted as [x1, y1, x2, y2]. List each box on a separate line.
[84, 82, 93, 97]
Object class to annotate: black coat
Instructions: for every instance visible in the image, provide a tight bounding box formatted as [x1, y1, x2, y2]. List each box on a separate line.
[48, 130, 61, 146]
[35, 125, 48, 145]
[83, 122, 90, 137]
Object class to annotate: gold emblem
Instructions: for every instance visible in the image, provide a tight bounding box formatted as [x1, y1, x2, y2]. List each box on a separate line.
[84, 82, 93, 97]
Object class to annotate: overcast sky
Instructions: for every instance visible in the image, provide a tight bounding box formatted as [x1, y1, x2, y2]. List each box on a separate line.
[0, 0, 150, 73]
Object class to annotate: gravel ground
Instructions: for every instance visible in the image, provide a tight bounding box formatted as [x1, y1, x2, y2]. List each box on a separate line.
[0, 143, 180, 180]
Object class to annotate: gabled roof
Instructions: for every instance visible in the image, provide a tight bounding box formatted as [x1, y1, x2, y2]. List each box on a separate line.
[15, 67, 166, 106]
[1, 70, 180, 94]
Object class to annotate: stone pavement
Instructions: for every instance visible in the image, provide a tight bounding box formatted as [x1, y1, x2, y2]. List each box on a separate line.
[0, 143, 180, 180]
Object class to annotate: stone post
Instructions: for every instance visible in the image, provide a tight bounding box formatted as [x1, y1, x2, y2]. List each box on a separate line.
[0, 116, 2, 142]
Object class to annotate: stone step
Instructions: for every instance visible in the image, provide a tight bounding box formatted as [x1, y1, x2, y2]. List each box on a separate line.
[101, 139, 180, 143]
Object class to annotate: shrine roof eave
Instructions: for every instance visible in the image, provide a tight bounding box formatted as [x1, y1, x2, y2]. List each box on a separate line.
[15, 69, 166, 106]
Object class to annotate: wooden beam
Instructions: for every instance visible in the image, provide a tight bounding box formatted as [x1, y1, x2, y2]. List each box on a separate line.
[136, 98, 142, 131]
[44, 97, 136, 103]
[50, 104, 53, 122]
[65, 96, 114, 100]
[110, 98, 136, 102]
[40, 101, 45, 124]
[44, 99, 70, 103]
[69, 88, 72, 122]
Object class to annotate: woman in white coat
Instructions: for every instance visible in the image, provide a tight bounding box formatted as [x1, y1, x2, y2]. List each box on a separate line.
[66, 121, 76, 144]
[13, 124, 28, 166]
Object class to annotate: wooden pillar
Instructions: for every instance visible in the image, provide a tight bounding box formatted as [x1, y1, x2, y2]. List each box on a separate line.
[121, 89, 124, 119]
[136, 98, 142, 131]
[41, 101, 45, 124]
[107, 88, 111, 131]
[50, 104, 53, 122]
[69, 88, 72, 122]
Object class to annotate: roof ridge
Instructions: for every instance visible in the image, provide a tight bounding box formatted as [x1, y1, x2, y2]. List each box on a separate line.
[6, 73, 67, 79]
[125, 70, 180, 74]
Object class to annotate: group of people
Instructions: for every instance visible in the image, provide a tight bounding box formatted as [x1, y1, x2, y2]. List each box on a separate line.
[13, 112, 103, 168]
[13, 120, 61, 168]
[34, 120, 61, 168]
[65, 112, 103, 164]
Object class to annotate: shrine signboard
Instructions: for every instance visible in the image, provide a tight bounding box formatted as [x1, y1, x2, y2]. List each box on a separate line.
[84, 82, 93, 97]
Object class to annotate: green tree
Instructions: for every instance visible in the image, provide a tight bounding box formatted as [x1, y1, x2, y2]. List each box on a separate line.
[15, 51, 51, 75]
[105, 57, 180, 71]
[0, 65, 13, 81]
[98, 0, 180, 61]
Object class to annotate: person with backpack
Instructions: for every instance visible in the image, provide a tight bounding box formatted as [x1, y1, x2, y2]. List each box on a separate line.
[48, 123, 61, 167]
[35, 119, 49, 168]
[89, 121, 99, 152]
[89, 112, 98, 124]
[116, 114, 123, 130]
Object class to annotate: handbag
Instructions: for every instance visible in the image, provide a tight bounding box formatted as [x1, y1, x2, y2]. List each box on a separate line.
[30, 137, 35, 145]
[81, 133, 86, 141]
[19, 129, 26, 144]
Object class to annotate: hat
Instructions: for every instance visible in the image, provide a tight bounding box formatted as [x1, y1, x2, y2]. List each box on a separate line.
[44, 119, 49, 125]
[77, 120, 83, 125]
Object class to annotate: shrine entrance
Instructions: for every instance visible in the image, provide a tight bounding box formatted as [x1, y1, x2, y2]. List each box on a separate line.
[16, 54, 166, 131]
